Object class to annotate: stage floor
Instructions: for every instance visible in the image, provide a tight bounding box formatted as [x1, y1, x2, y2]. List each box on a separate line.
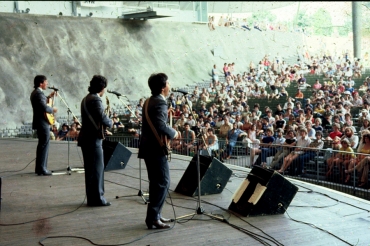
[0, 138, 370, 246]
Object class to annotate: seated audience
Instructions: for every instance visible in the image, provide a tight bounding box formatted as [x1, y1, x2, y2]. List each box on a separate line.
[278, 128, 311, 173]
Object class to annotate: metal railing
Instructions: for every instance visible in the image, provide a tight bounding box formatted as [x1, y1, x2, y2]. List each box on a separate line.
[8, 133, 370, 200]
[105, 135, 370, 201]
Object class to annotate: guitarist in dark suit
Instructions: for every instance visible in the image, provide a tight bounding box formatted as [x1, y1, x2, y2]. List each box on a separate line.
[138, 73, 178, 229]
[30, 75, 58, 176]
[78, 75, 113, 207]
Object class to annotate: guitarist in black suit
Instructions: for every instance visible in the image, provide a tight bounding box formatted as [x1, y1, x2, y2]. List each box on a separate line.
[78, 75, 113, 207]
[138, 73, 178, 229]
[30, 75, 58, 176]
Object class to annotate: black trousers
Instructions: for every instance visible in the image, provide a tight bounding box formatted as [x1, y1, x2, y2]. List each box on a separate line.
[144, 155, 170, 222]
[35, 126, 50, 173]
[81, 141, 106, 205]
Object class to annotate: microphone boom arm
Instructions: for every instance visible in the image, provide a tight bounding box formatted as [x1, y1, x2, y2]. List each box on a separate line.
[114, 95, 141, 122]
[57, 91, 82, 126]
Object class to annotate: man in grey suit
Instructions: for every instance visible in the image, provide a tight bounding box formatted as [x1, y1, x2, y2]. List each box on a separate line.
[30, 75, 57, 176]
[138, 73, 178, 229]
[78, 75, 113, 206]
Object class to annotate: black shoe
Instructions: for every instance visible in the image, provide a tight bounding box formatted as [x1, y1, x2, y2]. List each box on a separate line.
[37, 170, 52, 176]
[146, 220, 170, 229]
[87, 201, 111, 207]
[160, 217, 173, 223]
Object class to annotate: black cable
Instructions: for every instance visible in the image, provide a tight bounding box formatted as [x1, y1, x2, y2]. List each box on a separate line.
[223, 187, 234, 194]
[106, 163, 368, 246]
[107, 169, 282, 245]
[0, 196, 86, 226]
[283, 208, 355, 246]
[9, 154, 359, 246]
[126, 163, 186, 172]
[108, 170, 149, 183]
[106, 168, 279, 245]
[199, 199, 284, 246]
[293, 183, 370, 213]
[38, 155, 176, 245]
[0, 157, 36, 177]
[34, 150, 168, 245]
[105, 178, 144, 192]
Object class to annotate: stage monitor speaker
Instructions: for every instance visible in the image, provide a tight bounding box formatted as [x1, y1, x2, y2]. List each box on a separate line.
[103, 140, 132, 171]
[175, 155, 232, 197]
[229, 166, 298, 217]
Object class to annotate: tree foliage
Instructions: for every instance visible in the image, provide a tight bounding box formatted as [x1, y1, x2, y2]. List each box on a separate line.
[246, 10, 277, 25]
[338, 17, 352, 36]
[311, 8, 333, 36]
[294, 10, 312, 29]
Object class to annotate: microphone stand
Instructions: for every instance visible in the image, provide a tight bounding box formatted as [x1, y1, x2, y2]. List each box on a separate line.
[112, 94, 149, 204]
[51, 89, 84, 176]
[174, 90, 223, 222]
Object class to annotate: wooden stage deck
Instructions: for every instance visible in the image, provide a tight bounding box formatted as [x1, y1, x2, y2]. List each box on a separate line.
[0, 138, 370, 246]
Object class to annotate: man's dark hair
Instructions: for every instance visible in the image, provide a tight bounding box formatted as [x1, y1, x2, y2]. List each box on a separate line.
[148, 73, 168, 95]
[88, 75, 108, 93]
[34, 75, 47, 88]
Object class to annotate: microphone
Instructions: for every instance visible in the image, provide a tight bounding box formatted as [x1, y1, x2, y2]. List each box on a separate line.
[171, 88, 189, 94]
[107, 90, 122, 97]
[48, 86, 59, 91]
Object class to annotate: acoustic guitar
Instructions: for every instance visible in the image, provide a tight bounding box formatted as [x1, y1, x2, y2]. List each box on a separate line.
[45, 96, 55, 125]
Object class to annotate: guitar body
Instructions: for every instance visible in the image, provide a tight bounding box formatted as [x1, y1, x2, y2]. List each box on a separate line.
[45, 97, 55, 125]
[45, 113, 55, 125]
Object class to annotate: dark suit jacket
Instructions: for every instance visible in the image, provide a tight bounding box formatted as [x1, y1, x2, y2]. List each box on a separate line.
[138, 95, 176, 158]
[30, 88, 53, 130]
[78, 93, 112, 146]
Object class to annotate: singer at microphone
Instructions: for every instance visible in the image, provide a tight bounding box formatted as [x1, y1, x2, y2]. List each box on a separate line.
[107, 90, 122, 97]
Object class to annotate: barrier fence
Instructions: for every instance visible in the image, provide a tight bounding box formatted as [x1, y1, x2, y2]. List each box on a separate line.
[105, 135, 370, 201]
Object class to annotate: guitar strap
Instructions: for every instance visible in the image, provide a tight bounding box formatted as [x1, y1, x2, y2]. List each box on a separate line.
[83, 97, 104, 139]
[144, 98, 170, 157]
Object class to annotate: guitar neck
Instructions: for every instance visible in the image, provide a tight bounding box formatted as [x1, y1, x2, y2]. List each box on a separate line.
[170, 112, 173, 127]
[169, 105, 173, 127]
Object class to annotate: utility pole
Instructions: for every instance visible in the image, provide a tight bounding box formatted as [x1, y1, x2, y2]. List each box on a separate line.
[352, 2, 361, 59]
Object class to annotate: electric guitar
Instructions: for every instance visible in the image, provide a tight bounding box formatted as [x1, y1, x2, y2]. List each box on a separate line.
[45, 96, 55, 125]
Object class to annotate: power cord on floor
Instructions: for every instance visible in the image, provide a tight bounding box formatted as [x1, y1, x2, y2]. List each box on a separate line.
[0, 196, 86, 226]
[293, 183, 370, 213]
[39, 182, 179, 246]
[282, 206, 355, 246]
[199, 199, 283, 246]
[172, 166, 365, 246]
[0, 157, 36, 177]
[119, 163, 368, 246]
[106, 168, 283, 245]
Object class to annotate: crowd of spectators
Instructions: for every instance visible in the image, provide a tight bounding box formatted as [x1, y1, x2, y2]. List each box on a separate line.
[209, 15, 291, 33]
[49, 98, 145, 142]
[163, 54, 370, 187]
[50, 117, 81, 141]
[298, 52, 365, 80]
[44, 53, 369, 187]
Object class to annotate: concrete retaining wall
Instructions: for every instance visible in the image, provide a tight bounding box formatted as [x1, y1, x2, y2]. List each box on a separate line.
[0, 13, 303, 128]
